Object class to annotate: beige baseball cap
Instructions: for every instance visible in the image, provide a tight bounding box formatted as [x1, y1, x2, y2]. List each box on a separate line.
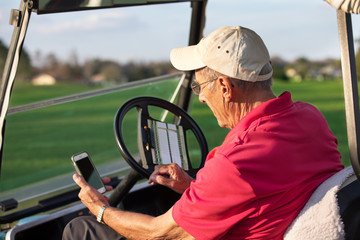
[170, 26, 273, 82]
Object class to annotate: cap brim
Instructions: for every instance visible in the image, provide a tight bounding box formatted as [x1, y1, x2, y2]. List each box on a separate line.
[170, 45, 206, 71]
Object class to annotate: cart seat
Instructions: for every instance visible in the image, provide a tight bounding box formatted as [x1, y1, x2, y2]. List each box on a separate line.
[284, 166, 358, 240]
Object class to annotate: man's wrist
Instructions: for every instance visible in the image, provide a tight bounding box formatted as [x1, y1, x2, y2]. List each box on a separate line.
[97, 205, 109, 224]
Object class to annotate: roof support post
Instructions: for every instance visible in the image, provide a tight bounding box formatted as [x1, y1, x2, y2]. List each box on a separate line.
[176, 0, 207, 112]
[336, 10, 360, 179]
[0, 0, 32, 173]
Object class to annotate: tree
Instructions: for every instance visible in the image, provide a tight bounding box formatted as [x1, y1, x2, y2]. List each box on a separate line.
[270, 56, 288, 81]
[0, 39, 32, 81]
[101, 61, 124, 83]
[17, 48, 32, 81]
[65, 50, 83, 81]
[294, 57, 310, 80]
[355, 43, 360, 82]
[83, 59, 101, 79]
[0, 40, 8, 78]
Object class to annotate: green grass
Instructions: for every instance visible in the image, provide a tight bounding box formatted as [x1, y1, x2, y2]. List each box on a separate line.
[9, 82, 102, 106]
[0, 79, 351, 192]
[1, 80, 180, 191]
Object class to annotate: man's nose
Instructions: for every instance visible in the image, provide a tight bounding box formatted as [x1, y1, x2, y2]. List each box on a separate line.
[198, 91, 206, 103]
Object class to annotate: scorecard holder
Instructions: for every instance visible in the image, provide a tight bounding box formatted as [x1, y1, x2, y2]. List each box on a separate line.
[138, 118, 190, 171]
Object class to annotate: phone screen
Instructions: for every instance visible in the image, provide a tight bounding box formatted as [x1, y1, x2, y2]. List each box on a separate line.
[76, 156, 104, 191]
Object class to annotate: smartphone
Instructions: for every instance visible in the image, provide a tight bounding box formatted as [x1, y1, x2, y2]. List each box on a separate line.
[71, 152, 106, 194]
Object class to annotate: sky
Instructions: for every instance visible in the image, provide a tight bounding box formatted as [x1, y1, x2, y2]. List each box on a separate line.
[1, 0, 360, 65]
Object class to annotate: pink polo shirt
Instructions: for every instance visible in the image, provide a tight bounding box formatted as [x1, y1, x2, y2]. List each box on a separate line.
[172, 92, 343, 240]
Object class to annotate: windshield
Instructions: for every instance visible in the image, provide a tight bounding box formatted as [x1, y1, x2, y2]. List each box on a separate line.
[0, 2, 203, 215]
[0, 77, 184, 203]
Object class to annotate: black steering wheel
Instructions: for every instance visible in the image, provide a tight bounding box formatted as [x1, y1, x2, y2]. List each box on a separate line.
[114, 96, 208, 179]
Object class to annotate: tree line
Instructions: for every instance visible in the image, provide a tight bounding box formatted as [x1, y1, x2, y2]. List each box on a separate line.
[0, 39, 32, 81]
[0, 40, 175, 85]
[0, 39, 354, 85]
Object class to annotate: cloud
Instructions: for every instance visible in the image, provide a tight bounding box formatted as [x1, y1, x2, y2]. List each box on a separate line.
[33, 11, 134, 35]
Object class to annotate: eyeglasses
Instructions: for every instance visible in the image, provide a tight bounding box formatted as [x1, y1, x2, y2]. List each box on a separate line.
[191, 78, 218, 95]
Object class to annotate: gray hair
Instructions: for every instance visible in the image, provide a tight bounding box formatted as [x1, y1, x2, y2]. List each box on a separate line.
[199, 63, 273, 91]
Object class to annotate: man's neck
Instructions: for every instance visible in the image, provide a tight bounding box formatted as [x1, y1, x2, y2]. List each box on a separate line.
[230, 90, 276, 128]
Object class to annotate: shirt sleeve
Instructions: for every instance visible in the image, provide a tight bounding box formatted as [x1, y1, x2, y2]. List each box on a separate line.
[172, 152, 258, 240]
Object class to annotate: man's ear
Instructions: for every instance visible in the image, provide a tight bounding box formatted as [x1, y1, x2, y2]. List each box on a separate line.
[218, 77, 233, 102]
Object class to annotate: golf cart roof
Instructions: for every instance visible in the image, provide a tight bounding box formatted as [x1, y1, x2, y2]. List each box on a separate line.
[325, 0, 360, 14]
[33, 0, 204, 14]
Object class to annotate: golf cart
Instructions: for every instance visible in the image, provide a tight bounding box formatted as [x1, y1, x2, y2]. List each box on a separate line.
[0, 0, 360, 239]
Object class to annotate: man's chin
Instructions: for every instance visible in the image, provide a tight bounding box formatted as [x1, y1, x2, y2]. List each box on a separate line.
[217, 121, 227, 129]
[218, 119, 234, 129]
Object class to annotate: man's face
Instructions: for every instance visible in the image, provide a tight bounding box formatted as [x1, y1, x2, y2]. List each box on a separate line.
[194, 71, 230, 128]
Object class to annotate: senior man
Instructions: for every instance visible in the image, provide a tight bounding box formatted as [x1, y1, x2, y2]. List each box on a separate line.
[63, 26, 343, 240]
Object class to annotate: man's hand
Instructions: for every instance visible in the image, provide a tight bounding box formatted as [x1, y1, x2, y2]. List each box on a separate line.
[148, 163, 194, 194]
[73, 174, 113, 216]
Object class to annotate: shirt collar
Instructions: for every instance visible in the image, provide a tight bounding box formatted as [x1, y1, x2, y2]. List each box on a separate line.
[225, 91, 293, 140]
